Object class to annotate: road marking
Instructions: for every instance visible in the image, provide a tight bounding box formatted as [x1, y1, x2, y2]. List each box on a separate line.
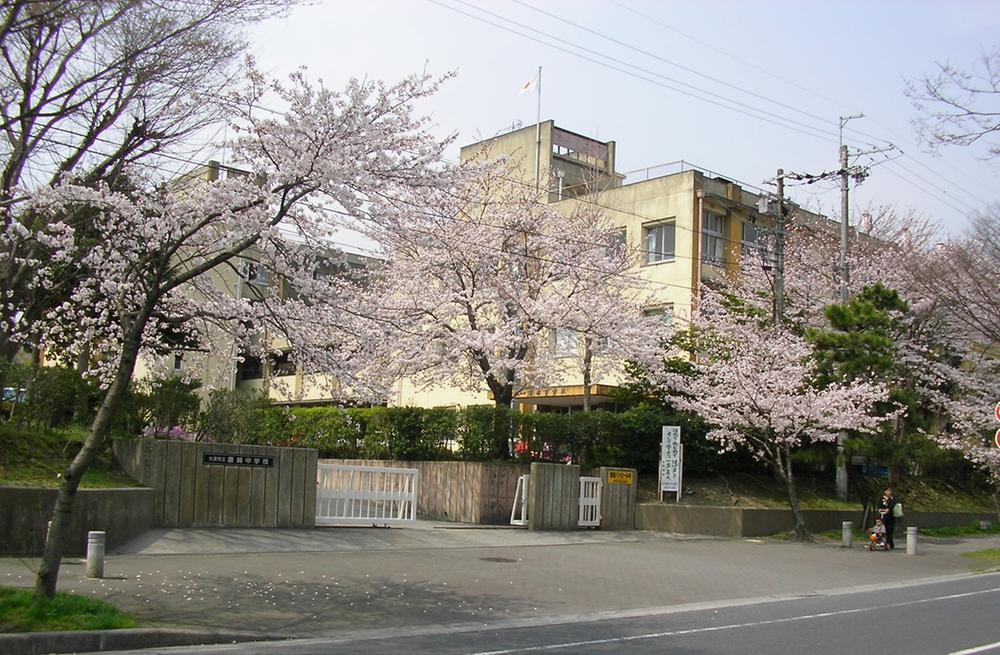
[948, 641, 1000, 655]
[469, 586, 1000, 655]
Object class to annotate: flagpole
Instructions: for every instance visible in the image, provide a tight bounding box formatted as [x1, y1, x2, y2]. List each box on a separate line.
[534, 65, 542, 193]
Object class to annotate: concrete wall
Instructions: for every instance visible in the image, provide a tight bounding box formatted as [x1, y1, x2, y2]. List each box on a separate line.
[637, 504, 998, 537]
[324, 459, 530, 524]
[0, 487, 155, 557]
[528, 462, 580, 530]
[115, 439, 317, 528]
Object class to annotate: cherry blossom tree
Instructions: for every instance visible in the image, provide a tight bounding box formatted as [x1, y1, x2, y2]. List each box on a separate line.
[0, 1, 303, 384]
[549, 273, 672, 413]
[775, 211, 1000, 491]
[362, 158, 648, 455]
[656, 287, 889, 540]
[905, 47, 1000, 159]
[22, 68, 451, 598]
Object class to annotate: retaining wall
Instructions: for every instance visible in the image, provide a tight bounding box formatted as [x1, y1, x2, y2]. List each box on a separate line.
[323, 459, 530, 524]
[115, 439, 317, 528]
[637, 503, 997, 537]
[0, 487, 155, 556]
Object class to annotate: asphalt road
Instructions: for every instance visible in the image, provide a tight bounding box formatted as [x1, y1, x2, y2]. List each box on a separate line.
[102, 571, 1000, 655]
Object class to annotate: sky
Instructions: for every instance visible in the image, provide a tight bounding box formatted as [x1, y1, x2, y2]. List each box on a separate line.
[245, 0, 1000, 236]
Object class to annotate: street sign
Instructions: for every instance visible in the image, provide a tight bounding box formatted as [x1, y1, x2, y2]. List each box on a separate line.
[995, 427, 1000, 450]
[995, 401, 1000, 423]
[607, 469, 634, 485]
[659, 426, 683, 501]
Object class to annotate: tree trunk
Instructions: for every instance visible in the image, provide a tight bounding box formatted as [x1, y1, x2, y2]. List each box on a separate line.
[34, 321, 146, 599]
[582, 337, 593, 413]
[491, 386, 513, 459]
[775, 444, 810, 541]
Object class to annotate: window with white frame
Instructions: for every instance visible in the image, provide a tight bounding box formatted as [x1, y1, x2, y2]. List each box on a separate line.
[241, 261, 270, 287]
[552, 329, 578, 358]
[702, 211, 726, 264]
[609, 227, 627, 256]
[644, 221, 675, 264]
[741, 221, 766, 261]
[643, 304, 674, 327]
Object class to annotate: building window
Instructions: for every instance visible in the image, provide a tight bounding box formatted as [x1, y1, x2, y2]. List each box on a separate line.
[741, 221, 766, 260]
[236, 354, 263, 381]
[644, 304, 674, 327]
[241, 261, 270, 287]
[269, 350, 296, 377]
[172, 354, 183, 370]
[552, 329, 578, 358]
[611, 228, 626, 254]
[644, 221, 675, 264]
[702, 211, 726, 264]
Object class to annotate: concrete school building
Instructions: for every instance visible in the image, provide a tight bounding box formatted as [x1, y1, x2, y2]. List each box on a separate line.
[141, 123, 795, 413]
[394, 120, 783, 412]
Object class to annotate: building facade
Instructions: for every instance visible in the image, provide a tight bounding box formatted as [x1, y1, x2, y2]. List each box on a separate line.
[395, 121, 778, 411]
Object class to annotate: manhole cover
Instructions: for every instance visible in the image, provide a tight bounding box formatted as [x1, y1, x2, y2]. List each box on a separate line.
[479, 557, 518, 563]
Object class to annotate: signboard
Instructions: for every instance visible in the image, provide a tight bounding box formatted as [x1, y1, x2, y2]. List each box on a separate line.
[995, 427, 1000, 450]
[203, 453, 274, 468]
[607, 469, 634, 485]
[995, 401, 1000, 423]
[659, 426, 682, 501]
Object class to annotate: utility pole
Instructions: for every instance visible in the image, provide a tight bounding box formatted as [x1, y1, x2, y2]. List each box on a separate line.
[773, 168, 785, 326]
[836, 113, 862, 502]
[838, 114, 862, 306]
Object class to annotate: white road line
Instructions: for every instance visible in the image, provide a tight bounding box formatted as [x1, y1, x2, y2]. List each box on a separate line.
[469, 586, 1000, 655]
[947, 641, 1000, 655]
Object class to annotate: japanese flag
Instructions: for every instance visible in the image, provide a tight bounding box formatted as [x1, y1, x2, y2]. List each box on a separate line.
[519, 74, 538, 95]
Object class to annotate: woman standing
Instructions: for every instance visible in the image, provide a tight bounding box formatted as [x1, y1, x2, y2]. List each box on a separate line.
[879, 487, 898, 550]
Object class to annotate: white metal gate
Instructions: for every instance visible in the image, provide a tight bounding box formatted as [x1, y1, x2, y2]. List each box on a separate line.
[509, 474, 603, 528]
[510, 474, 529, 526]
[578, 476, 602, 527]
[316, 463, 418, 526]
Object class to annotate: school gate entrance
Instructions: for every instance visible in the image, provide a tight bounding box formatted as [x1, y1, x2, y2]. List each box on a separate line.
[114, 440, 420, 529]
[510, 463, 638, 530]
[315, 463, 418, 526]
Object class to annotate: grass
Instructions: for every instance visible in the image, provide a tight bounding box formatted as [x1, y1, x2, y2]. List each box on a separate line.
[0, 423, 140, 488]
[962, 548, 1000, 565]
[638, 472, 995, 512]
[0, 586, 137, 632]
[918, 522, 1000, 538]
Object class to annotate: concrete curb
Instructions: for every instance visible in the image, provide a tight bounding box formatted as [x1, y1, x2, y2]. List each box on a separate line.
[0, 628, 273, 655]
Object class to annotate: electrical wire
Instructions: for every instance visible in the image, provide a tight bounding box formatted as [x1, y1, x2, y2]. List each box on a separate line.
[425, 0, 844, 145]
[599, 0, 993, 211]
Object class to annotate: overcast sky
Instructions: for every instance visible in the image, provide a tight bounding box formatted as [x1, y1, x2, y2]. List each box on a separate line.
[246, 0, 1000, 235]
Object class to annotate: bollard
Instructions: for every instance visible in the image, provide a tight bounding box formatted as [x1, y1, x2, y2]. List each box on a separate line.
[86, 531, 105, 578]
[906, 526, 918, 555]
[841, 521, 853, 548]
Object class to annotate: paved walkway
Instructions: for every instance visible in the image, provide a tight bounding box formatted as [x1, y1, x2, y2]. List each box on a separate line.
[1, 523, 998, 641]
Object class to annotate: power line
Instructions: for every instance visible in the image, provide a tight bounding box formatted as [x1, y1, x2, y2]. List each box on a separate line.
[425, 0, 844, 145]
[601, 0, 993, 213]
[511, 0, 838, 129]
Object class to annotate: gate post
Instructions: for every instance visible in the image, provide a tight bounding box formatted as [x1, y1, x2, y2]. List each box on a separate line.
[599, 467, 638, 530]
[527, 462, 580, 530]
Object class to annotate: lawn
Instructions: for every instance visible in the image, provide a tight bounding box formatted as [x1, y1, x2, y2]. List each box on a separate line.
[0, 586, 136, 632]
[0, 423, 140, 488]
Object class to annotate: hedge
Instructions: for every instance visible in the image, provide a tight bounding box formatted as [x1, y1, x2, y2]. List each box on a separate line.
[204, 401, 759, 474]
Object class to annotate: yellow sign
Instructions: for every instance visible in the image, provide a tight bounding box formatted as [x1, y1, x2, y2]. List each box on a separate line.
[607, 470, 634, 485]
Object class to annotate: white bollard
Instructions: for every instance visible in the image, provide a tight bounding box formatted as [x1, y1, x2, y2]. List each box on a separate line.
[906, 526, 918, 555]
[86, 531, 105, 578]
[841, 521, 853, 548]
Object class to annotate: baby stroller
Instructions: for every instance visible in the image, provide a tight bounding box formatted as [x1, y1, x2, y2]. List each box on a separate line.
[868, 530, 887, 551]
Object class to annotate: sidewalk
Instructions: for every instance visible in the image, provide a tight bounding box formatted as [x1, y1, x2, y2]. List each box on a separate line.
[1, 523, 998, 650]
